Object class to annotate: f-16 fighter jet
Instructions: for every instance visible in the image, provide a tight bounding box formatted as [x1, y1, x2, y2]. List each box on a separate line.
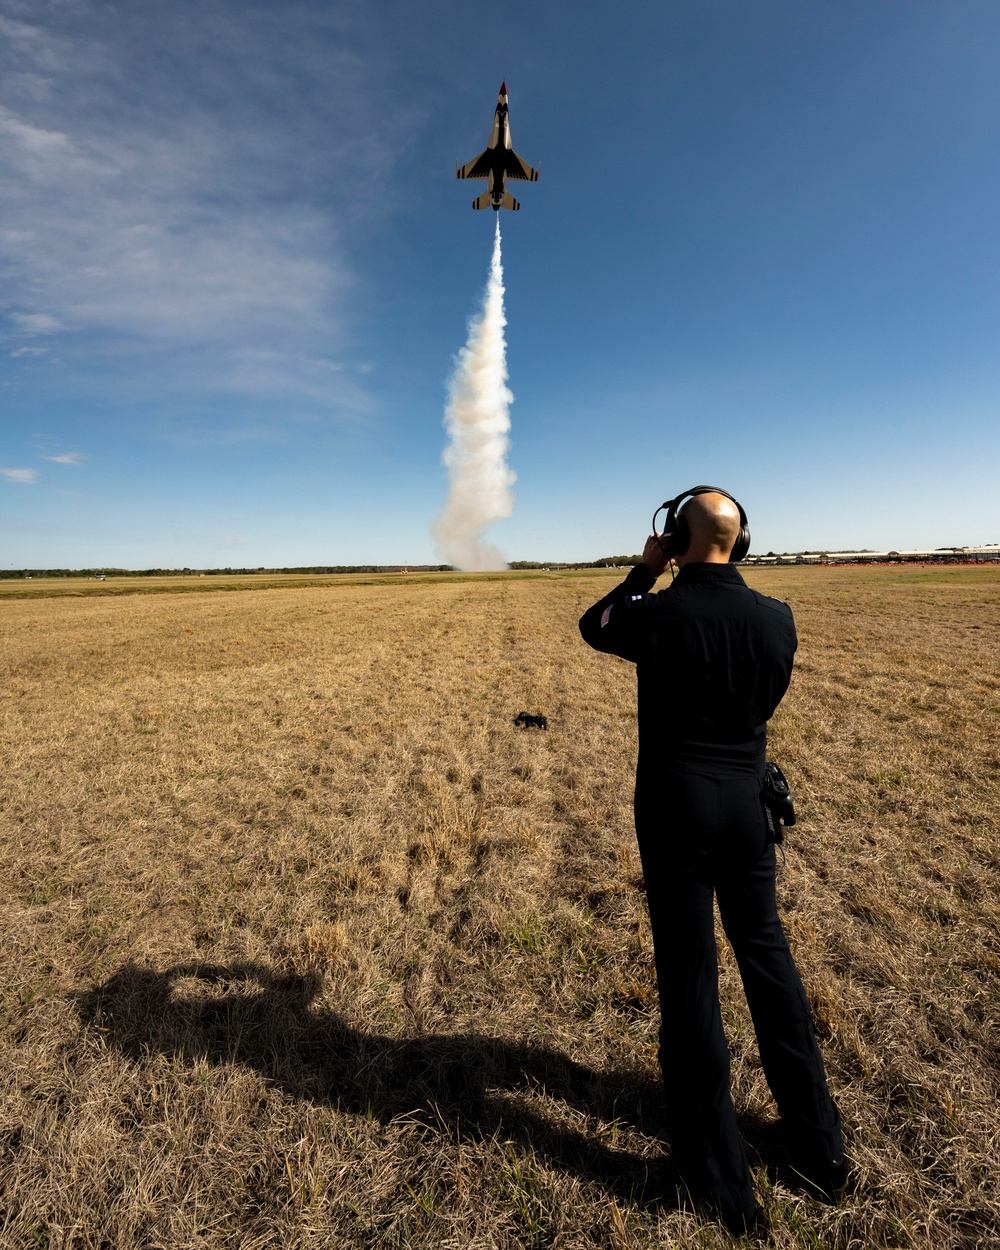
[456, 82, 539, 211]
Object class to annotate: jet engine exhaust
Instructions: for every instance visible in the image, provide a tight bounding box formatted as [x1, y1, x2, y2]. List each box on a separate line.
[433, 217, 515, 571]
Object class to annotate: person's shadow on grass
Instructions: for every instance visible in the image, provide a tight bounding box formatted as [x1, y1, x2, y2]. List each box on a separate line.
[75, 961, 688, 1209]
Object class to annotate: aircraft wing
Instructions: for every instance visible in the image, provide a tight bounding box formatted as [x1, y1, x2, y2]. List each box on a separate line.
[504, 149, 539, 181]
[456, 150, 492, 180]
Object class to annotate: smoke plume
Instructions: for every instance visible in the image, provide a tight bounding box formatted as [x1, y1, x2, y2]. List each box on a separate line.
[433, 218, 515, 570]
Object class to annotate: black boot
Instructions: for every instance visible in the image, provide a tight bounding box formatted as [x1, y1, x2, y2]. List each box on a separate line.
[785, 1140, 849, 1203]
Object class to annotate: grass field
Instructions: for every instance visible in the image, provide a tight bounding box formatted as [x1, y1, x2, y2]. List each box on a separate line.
[2, 565, 998, 1248]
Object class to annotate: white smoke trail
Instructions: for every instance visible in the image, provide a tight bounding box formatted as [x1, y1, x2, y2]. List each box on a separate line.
[433, 217, 516, 571]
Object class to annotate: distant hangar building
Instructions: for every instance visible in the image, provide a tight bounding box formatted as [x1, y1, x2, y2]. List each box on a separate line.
[742, 546, 1000, 566]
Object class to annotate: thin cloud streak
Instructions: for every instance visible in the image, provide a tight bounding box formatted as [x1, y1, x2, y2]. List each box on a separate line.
[10, 312, 62, 333]
[1, 468, 38, 483]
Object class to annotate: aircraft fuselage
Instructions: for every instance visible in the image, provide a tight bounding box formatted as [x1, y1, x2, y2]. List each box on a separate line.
[456, 83, 539, 212]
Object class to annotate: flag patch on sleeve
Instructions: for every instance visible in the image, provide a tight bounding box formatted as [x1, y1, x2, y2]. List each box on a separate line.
[600, 606, 613, 628]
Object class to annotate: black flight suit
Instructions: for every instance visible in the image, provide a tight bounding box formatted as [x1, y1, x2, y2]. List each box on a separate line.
[580, 561, 842, 1225]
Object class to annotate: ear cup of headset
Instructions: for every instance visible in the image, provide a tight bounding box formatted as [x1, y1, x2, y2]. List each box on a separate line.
[652, 504, 676, 559]
[652, 500, 691, 558]
[668, 512, 691, 557]
[729, 522, 751, 563]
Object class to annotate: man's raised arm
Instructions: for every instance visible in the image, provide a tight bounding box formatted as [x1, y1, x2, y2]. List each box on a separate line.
[579, 535, 669, 661]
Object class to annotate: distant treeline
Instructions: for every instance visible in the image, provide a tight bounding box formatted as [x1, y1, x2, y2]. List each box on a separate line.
[509, 555, 643, 570]
[3, 558, 643, 578]
[2, 566, 453, 579]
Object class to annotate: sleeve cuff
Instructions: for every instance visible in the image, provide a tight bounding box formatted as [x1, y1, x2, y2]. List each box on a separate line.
[624, 563, 656, 593]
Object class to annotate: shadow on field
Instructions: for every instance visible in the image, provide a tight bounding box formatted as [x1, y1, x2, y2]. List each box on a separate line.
[76, 961, 703, 1208]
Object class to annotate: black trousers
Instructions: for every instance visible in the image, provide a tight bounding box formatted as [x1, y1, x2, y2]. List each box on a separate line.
[635, 764, 841, 1217]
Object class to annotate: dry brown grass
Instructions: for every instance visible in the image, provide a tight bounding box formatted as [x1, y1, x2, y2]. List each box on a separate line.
[1, 565, 998, 1248]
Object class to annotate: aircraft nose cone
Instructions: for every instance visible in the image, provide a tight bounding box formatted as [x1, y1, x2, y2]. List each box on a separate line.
[499, 81, 507, 96]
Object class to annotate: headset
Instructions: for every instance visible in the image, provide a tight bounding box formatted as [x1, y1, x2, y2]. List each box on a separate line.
[652, 485, 751, 564]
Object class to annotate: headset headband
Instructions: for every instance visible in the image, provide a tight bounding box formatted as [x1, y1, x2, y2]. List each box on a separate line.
[652, 485, 751, 563]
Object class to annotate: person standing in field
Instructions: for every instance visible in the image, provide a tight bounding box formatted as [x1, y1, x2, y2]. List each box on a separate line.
[579, 486, 845, 1234]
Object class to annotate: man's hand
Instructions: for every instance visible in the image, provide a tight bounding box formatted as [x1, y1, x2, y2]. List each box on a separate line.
[641, 533, 672, 581]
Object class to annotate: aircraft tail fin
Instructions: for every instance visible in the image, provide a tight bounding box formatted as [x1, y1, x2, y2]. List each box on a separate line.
[501, 192, 520, 211]
[472, 190, 493, 210]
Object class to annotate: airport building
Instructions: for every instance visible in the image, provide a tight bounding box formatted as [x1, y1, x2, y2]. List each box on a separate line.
[742, 546, 1000, 566]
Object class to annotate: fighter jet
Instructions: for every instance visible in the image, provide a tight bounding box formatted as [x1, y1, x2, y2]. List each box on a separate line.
[456, 82, 539, 211]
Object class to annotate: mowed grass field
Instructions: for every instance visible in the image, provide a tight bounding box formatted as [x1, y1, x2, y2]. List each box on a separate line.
[2, 565, 998, 1249]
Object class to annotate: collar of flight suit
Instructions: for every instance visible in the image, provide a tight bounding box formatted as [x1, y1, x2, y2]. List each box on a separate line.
[672, 561, 747, 586]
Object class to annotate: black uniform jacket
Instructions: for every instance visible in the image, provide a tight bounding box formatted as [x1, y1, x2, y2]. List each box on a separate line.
[579, 562, 797, 778]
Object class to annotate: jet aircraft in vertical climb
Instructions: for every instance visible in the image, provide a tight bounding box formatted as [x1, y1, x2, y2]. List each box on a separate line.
[456, 82, 539, 211]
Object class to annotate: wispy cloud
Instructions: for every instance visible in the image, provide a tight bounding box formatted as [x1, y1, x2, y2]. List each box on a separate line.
[0, 2, 409, 409]
[10, 312, 63, 334]
[43, 452, 85, 464]
[1, 467, 38, 483]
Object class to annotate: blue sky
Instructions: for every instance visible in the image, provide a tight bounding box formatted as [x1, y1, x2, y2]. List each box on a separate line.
[2, 0, 998, 567]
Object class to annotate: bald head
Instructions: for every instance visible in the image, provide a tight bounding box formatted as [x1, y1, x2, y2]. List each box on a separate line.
[677, 491, 743, 565]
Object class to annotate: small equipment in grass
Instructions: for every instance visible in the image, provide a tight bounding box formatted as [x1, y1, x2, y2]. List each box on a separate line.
[513, 711, 548, 730]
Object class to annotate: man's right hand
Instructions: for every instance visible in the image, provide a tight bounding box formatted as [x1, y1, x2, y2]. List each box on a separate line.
[642, 533, 671, 580]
